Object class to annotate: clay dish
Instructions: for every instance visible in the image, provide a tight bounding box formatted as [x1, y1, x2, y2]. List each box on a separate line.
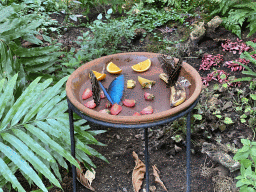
[66, 52, 202, 124]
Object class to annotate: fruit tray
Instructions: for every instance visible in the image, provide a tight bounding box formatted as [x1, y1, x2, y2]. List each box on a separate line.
[66, 52, 202, 124]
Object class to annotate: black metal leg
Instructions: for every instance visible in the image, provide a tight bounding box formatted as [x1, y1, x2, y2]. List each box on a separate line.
[144, 128, 150, 192]
[186, 112, 191, 192]
[68, 105, 77, 192]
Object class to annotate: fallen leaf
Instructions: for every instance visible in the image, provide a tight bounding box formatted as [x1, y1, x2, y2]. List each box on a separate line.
[152, 165, 168, 192]
[76, 160, 95, 191]
[132, 151, 146, 192]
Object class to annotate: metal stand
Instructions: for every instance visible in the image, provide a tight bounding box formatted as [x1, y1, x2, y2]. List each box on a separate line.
[67, 97, 199, 192]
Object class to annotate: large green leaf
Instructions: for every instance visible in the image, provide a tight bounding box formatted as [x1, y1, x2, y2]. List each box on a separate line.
[0, 77, 42, 130]
[24, 124, 80, 168]
[12, 129, 56, 163]
[15, 46, 59, 57]
[0, 142, 48, 191]
[23, 76, 68, 123]
[0, 74, 18, 121]
[0, 158, 25, 192]
[2, 133, 61, 189]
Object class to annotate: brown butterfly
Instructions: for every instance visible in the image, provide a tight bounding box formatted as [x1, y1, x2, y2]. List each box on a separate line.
[158, 54, 182, 87]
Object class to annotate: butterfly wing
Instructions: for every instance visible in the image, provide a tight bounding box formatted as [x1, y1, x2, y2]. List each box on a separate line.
[89, 71, 101, 106]
[107, 75, 124, 104]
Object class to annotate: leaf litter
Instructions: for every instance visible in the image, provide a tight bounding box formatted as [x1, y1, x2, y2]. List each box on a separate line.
[132, 151, 146, 192]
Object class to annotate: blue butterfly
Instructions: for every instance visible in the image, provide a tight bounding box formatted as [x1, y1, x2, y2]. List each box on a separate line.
[90, 71, 124, 105]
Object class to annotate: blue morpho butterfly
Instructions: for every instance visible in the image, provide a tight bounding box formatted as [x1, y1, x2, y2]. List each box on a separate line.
[89, 70, 124, 106]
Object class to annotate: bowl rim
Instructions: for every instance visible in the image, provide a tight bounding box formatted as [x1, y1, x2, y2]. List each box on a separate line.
[66, 52, 202, 124]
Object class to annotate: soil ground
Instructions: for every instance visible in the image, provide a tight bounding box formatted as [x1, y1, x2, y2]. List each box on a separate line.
[14, 8, 256, 192]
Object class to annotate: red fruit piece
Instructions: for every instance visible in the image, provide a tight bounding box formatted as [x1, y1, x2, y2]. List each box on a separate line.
[105, 101, 112, 108]
[84, 100, 96, 109]
[110, 103, 122, 115]
[144, 92, 155, 101]
[99, 109, 110, 114]
[133, 112, 141, 116]
[140, 106, 153, 115]
[123, 99, 136, 107]
[82, 88, 93, 100]
[100, 91, 105, 99]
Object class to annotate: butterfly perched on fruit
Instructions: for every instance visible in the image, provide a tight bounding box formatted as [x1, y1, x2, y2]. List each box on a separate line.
[89, 70, 124, 107]
[158, 55, 182, 87]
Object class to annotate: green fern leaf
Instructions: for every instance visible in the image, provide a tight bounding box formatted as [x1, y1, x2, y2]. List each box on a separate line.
[23, 76, 68, 123]
[24, 124, 80, 169]
[12, 129, 56, 163]
[0, 77, 42, 130]
[1, 133, 62, 189]
[0, 142, 48, 191]
[0, 158, 25, 192]
[0, 74, 18, 120]
[15, 46, 58, 57]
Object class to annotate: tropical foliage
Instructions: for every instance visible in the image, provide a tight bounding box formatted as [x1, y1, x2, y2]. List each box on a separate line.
[0, 3, 61, 84]
[210, 0, 256, 38]
[0, 2, 107, 191]
[0, 74, 107, 191]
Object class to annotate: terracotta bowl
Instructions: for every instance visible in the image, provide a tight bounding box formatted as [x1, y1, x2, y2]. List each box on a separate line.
[66, 52, 202, 124]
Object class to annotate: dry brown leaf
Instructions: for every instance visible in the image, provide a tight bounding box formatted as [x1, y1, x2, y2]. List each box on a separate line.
[76, 160, 95, 191]
[152, 165, 168, 192]
[132, 151, 146, 192]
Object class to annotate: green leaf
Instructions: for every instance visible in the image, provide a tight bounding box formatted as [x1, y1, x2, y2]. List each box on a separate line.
[12, 129, 56, 163]
[1, 133, 61, 189]
[241, 139, 251, 146]
[0, 74, 18, 121]
[25, 124, 80, 169]
[234, 151, 250, 160]
[0, 158, 25, 192]
[0, 77, 42, 130]
[240, 159, 252, 168]
[193, 114, 202, 120]
[15, 46, 58, 57]
[224, 117, 234, 124]
[250, 94, 256, 100]
[0, 142, 48, 191]
[23, 76, 68, 123]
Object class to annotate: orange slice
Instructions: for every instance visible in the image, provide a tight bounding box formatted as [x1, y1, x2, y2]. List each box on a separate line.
[106, 62, 122, 74]
[131, 59, 151, 72]
[92, 70, 106, 81]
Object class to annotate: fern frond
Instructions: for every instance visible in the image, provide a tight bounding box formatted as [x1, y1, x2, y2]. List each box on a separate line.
[0, 74, 107, 191]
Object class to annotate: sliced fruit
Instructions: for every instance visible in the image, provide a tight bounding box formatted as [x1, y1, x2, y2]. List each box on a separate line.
[170, 86, 186, 107]
[144, 92, 155, 101]
[100, 91, 105, 99]
[90, 70, 106, 81]
[106, 62, 122, 74]
[110, 103, 122, 115]
[127, 79, 136, 89]
[82, 88, 93, 100]
[131, 59, 151, 72]
[138, 76, 156, 89]
[133, 112, 141, 116]
[140, 106, 153, 115]
[159, 73, 168, 84]
[84, 100, 96, 109]
[123, 99, 136, 107]
[105, 101, 112, 108]
[99, 109, 110, 114]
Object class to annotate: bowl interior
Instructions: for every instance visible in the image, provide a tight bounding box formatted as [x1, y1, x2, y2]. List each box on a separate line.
[66, 52, 202, 124]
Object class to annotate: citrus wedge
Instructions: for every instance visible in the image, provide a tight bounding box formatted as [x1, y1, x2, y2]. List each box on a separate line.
[106, 62, 122, 74]
[131, 59, 151, 72]
[91, 70, 106, 81]
[138, 76, 156, 89]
